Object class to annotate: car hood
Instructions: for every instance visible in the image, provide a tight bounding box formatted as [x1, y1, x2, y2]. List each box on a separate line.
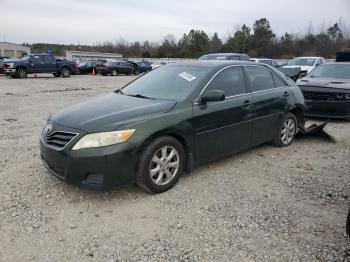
[3, 59, 23, 65]
[297, 77, 350, 90]
[283, 65, 314, 72]
[50, 93, 177, 132]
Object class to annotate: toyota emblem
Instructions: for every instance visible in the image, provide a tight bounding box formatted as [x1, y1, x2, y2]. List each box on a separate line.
[44, 123, 53, 134]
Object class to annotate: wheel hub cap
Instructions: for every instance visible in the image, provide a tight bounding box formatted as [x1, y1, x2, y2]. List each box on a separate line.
[149, 146, 179, 186]
[281, 118, 295, 145]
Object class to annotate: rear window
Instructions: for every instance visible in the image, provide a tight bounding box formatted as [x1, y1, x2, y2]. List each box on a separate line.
[246, 66, 275, 92]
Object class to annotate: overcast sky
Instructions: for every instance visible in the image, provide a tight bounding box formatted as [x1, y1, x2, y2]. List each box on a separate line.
[1, 0, 349, 45]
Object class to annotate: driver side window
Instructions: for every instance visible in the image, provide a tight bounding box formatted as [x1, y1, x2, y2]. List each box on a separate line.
[206, 67, 246, 97]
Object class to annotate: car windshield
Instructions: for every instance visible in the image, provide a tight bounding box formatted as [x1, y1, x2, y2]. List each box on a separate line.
[308, 64, 350, 79]
[20, 56, 30, 61]
[122, 66, 211, 101]
[287, 58, 316, 66]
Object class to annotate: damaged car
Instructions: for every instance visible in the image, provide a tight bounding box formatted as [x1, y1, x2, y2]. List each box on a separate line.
[40, 61, 305, 193]
[282, 57, 325, 76]
[297, 63, 350, 120]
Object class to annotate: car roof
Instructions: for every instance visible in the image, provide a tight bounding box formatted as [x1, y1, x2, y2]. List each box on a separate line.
[319, 62, 350, 65]
[201, 53, 247, 57]
[165, 60, 264, 70]
[294, 56, 322, 59]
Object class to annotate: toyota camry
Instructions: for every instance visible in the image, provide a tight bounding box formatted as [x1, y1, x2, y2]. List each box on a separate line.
[40, 61, 305, 193]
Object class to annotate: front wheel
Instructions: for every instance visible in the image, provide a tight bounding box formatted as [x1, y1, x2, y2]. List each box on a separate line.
[272, 113, 297, 147]
[111, 69, 118, 76]
[133, 69, 140, 76]
[16, 68, 27, 78]
[135, 136, 185, 193]
[53, 73, 61, 77]
[61, 67, 71, 78]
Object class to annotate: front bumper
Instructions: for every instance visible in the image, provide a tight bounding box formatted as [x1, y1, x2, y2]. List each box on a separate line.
[5, 68, 16, 75]
[40, 137, 139, 190]
[305, 100, 350, 119]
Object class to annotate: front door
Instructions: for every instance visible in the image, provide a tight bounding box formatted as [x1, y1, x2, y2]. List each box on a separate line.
[192, 66, 254, 163]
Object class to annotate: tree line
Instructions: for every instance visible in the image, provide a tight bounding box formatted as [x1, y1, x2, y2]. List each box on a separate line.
[25, 18, 350, 59]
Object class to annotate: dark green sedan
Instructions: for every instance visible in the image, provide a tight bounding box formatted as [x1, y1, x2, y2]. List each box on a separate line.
[40, 61, 305, 193]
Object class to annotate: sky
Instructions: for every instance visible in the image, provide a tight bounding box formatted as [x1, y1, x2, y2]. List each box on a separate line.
[0, 0, 349, 45]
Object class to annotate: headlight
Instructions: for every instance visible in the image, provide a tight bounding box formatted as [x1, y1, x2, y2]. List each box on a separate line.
[71, 129, 135, 150]
[345, 94, 350, 100]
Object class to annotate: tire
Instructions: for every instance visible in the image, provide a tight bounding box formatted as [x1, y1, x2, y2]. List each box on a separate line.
[272, 112, 297, 147]
[53, 73, 61, 77]
[15, 68, 27, 78]
[135, 136, 185, 194]
[134, 69, 140, 76]
[346, 208, 350, 238]
[61, 67, 71, 78]
[111, 69, 118, 76]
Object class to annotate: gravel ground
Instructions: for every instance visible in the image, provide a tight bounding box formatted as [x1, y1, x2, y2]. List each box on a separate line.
[0, 74, 350, 261]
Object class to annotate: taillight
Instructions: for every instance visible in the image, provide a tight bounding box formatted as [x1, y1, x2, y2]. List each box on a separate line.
[3, 64, 10, 68]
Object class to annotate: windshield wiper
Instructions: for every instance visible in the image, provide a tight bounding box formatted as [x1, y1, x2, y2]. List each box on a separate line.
[114, 89, 124, 94]
[126, 94, 154, 100]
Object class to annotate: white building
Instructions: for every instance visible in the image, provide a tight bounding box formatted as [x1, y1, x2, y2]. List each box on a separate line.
[0, 42, 31, 58]
[66, 51, 123, 61]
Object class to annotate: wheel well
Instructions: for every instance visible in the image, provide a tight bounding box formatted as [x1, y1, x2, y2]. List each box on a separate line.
[139, 133, 193, 172]
[16, 66, 26, 71]
[290, 107, 305, 126]
[61, 66, 71, 72]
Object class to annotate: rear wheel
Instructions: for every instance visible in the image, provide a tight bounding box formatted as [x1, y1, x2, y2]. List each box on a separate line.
[272, 113, 297, 147]
[61, 67, 71, 78]
[111, 69, 118, 76]
[16, 68, 27, 78]
[135, 136, 185, 193]
[53, 73, 61, 77]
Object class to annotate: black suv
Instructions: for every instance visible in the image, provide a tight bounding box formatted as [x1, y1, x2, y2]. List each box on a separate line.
[96, 61, 140, 76]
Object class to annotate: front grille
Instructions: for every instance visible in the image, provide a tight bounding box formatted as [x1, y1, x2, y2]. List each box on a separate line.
[302, 91, 335, 101]
[42, 131, 78, 149]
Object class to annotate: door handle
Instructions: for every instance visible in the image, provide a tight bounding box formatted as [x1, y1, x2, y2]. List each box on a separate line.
[243, 100, 252, 108]
[283, 92, 290, 97]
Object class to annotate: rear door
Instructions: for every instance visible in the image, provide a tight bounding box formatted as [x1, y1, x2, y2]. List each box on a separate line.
[192, 66, 253, 163]
[244, 65, 289, 146]
[41, 55, 57, 72]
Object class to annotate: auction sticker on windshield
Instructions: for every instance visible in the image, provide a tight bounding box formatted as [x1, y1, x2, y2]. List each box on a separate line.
[179, 72, 196, 82]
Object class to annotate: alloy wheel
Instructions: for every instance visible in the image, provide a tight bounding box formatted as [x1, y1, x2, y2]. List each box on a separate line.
[149, 146, 179, 186]
[281, 118, 296, 145]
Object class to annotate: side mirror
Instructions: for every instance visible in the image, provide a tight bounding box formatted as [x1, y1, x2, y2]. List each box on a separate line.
[201, 90, 225, 103]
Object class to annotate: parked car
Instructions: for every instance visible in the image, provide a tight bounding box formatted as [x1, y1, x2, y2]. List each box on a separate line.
[282, 57, 326, 74]
[3, 54, 77, 78]
[77, 60, 98, 74]
[297, 63, 350, 120]
[40, 61, 305, 193]
[336, 51, 350, 62]
[347, 207, 350, 238]
[151, 61, 168, 70]
[0, 60, 4, 74]
[136, 61, 152, 73]
[199, 53, 250, 61]
[95, 61, 140, 76]
[250, 58, 279, 67]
